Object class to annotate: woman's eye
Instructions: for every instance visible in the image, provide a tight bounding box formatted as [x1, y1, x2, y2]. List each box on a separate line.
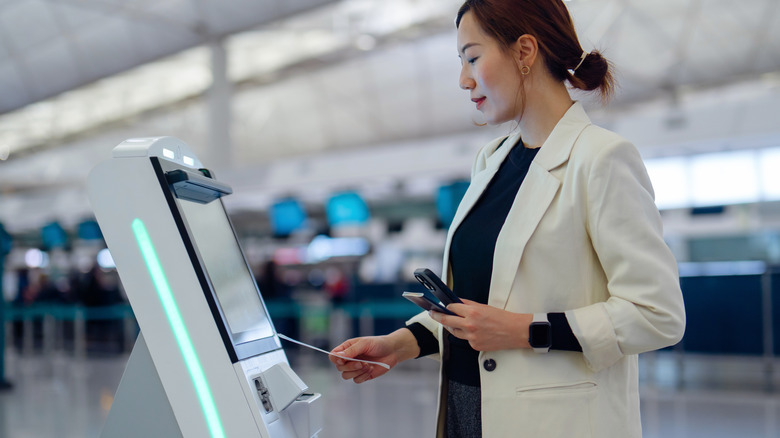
[468, 57, 478, 64]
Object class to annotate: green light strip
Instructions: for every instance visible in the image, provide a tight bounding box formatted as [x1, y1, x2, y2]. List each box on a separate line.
[131, 218, 225, 438]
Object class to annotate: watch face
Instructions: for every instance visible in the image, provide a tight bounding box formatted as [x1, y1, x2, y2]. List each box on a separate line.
[529, 322, 552, 348]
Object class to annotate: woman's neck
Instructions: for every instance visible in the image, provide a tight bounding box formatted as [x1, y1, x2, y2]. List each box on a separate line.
[517, 81, 574, 149]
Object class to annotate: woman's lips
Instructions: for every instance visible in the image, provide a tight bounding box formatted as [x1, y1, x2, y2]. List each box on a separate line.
[473, 97, 486, 110]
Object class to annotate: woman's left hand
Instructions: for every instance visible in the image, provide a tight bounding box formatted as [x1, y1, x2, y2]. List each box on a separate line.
[428, 299, 533, 351]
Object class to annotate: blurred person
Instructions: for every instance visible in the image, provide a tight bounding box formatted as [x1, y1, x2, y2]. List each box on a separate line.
[73, 265, 125, 352]
[77, 265, 123, 307]
[11, 269, 65, 350]
[256, 260, 287, 300]
[324, 266, 349, 304]
[30, 272, 67, 304]
[329, 1, 685, 437]
[13, 268, 48, 305]
[12, 268, 31, 306]
[11, 268, 30, 350]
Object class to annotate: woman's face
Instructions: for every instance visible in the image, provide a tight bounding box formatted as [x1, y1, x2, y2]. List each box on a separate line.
[457, 12, 524, 125]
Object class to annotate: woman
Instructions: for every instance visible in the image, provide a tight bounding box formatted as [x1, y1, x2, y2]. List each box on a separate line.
[330, 1, 686, 437]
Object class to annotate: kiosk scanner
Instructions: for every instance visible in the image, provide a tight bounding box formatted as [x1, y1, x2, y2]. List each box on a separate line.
[88, 137, 322, 438]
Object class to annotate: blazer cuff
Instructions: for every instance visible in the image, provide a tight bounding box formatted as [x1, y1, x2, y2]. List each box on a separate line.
[406, 310, 440, 338]
[406, 311, 442, 361]
[566, 304, 623, 372]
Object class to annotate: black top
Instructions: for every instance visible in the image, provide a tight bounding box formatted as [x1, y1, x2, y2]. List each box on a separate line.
[407, 137, 581, 386]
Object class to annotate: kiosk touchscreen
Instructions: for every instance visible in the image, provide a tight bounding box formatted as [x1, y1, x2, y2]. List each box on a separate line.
[88, 137, 321, 438]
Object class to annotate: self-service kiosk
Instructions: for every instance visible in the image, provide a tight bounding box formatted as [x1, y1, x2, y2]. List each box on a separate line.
[88, 137, 322, 438]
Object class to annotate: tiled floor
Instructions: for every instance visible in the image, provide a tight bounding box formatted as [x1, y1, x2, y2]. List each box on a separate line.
[1, 347, 778, 438]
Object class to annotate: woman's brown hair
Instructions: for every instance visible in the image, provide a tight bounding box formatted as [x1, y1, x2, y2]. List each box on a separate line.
[456, 0, 615, 101]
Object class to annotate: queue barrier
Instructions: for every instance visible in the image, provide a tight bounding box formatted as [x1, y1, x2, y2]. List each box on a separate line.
[3, 268, 779, 358]
[1, 300, 423, 358]
[4, 304, 137, 358]
[3, 270, 780, 390]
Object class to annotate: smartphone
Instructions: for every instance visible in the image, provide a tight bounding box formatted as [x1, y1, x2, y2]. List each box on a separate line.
[413, 268, 462, 305]
[402, 292, 457, 316]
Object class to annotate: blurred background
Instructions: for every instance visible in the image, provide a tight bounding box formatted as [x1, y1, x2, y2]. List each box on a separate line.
[1, 0, 780, 437]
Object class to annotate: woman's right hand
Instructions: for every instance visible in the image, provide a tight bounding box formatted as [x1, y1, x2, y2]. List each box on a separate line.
[330, 328, 420, 383]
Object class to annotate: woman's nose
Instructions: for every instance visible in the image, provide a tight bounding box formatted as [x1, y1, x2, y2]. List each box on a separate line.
[460, 75, 474, 90]
[459, 69, 474, 90]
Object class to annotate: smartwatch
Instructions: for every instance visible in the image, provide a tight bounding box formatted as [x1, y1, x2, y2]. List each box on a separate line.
[528, 313, 551, 353]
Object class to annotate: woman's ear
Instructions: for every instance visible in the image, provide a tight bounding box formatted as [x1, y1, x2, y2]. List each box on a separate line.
[513, 34, 539, 69]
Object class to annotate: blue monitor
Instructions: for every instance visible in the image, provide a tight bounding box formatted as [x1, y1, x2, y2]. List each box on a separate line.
[77, 220, 103, 240]
[436, 181, 470, 228]
[326, 192, 370, 226]
[41, 222, 67, 249]
[270, 199, 307, 236]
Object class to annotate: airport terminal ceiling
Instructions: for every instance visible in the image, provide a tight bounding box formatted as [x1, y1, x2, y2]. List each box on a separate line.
[1, 0, 780, 231]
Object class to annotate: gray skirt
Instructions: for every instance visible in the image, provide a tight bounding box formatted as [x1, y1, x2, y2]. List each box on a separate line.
[446, 379, 482, 438]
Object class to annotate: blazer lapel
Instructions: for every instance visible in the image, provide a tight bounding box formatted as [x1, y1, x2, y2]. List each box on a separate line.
[487, 164, 560, 309]
[487, 102, 592, 309]
[441, 131, 522, 282]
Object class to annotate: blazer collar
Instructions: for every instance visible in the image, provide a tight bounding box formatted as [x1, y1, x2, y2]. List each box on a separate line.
[531, 101, 591, 171]
[476, 101, 591, 171]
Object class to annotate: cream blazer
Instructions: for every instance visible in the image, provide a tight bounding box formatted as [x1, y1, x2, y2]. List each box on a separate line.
[408, 102, 686, 438]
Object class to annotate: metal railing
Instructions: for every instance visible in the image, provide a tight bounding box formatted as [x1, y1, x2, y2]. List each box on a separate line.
[1, 300, 422, 358]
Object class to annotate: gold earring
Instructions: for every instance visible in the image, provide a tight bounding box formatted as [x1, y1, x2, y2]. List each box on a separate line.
[520, 65, 531, 75]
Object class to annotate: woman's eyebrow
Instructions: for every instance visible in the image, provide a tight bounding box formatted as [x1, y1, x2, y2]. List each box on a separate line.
[460, 42, 480, 55]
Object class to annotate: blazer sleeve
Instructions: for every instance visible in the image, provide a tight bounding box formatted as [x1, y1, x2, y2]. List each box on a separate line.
[566, 139, 686, 373]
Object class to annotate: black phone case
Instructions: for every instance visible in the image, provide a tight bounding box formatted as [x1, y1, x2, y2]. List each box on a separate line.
[414, 268, 462, 305]
[402, 292, 456, 316]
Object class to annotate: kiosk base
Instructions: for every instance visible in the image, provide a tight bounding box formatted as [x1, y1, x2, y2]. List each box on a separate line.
[101, 333, 183, 438]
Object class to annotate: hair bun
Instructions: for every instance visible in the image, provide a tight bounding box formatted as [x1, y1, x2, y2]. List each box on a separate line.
[569, 50, 613, 100]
